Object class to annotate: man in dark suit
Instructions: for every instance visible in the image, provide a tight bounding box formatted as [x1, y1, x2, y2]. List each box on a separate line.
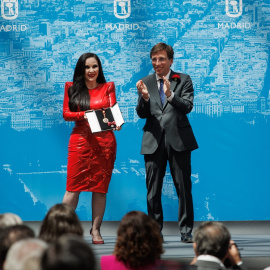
[191, 221, 247, 270]
[136, 43, 198, 243]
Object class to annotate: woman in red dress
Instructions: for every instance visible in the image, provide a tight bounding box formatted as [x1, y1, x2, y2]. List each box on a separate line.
[62, 53, 121, 244]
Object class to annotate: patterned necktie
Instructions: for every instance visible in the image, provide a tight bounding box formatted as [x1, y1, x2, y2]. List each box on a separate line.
[159, 79, 165, 106]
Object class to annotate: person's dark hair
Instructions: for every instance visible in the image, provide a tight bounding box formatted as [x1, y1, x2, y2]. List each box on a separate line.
[0, 224, 35, 268]
[39, 203, 83, 244]
[150, 42, 174, 59]
[68, 52, 106, 112]
[114, 211, 164, 268]
[41, 235, 96, 270]
[194, 221, 231, 260]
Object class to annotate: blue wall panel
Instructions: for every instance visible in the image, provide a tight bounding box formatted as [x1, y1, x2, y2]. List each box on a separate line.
[0, 0, 269, 221]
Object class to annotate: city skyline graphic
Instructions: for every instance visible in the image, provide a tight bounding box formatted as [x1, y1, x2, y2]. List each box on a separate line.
[0, 0, 270, 221]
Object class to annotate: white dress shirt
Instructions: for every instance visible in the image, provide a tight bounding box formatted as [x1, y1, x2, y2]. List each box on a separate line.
[155, 70, 174, 102]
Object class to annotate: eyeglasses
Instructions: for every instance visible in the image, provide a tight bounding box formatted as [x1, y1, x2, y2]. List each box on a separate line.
[151, 57, 168, 63]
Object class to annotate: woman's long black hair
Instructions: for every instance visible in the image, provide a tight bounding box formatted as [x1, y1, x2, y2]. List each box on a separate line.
[68, 53, 106, 112]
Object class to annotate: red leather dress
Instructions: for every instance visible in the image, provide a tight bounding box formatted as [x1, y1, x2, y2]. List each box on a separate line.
[63, 81, 117, 193]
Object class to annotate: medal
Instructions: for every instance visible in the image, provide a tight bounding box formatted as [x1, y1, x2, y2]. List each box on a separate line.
[102, 109, 108, 123]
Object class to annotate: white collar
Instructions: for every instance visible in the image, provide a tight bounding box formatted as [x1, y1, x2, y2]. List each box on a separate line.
[156, 70, 171, 81]
[197, 255, 225, 268]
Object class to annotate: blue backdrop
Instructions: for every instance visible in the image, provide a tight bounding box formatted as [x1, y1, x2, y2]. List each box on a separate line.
[0, 0, 270, 221]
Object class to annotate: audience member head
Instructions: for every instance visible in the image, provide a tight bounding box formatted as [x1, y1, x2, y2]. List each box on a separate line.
[193, 221, 231, 261]
[41, 234, 96, 270]
[39, 203, 83, 244]
[3, 238, 48, 270]
[0, 213, 22, 230]
[114, 210, 164, 268]
[0, 224, 35, 269]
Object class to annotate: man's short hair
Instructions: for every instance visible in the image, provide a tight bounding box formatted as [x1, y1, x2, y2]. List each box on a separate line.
[193, 221, 231, 260]
[150, 42, 174, 59]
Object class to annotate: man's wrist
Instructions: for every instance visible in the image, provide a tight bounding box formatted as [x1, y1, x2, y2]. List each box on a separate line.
[167, 91, 174, 101]
[142, 94, 150, 100]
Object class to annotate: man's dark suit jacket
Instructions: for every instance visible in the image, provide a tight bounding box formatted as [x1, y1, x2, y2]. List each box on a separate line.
[136, 70, 198, 154]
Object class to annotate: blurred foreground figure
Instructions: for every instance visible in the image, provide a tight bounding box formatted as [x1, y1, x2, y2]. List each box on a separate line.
[41, 235, 96, 270]
[0, 224, 35, 269]
[101, 211, 191, 270]
[39, 203, 83, 244]
[191, 221, 247, 270]
[3, 238, 47, 270]
[0, 213, 22, 230]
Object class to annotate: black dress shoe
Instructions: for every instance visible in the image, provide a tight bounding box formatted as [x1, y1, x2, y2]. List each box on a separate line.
[181, 233, 193, 243]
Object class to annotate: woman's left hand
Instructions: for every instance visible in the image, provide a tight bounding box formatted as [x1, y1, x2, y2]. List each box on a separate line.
[115, 126, 122, 131]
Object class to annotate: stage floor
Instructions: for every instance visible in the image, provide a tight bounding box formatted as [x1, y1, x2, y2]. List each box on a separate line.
[26, 220, 270, 270]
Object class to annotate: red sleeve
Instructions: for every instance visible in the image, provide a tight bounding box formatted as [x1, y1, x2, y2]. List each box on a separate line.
[108, 82, 117, 107]
[62, 82, 85, 121]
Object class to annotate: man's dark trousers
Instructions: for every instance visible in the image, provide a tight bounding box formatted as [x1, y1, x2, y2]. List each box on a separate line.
[144, 131, 194, 234]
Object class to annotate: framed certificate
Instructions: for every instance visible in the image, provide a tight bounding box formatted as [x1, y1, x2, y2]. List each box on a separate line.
[85, 103, 124, 133]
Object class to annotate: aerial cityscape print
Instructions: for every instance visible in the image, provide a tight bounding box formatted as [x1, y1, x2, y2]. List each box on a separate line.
[0, 0, 270, 221]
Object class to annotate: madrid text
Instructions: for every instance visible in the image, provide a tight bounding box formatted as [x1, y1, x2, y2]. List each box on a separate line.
[0, 24, 27, 32]
[218, 22, 251, 29]
[105, 23, 139, 31]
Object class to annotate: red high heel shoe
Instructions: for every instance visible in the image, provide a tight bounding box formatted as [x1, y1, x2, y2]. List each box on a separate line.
[90, 228, 104, 244]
